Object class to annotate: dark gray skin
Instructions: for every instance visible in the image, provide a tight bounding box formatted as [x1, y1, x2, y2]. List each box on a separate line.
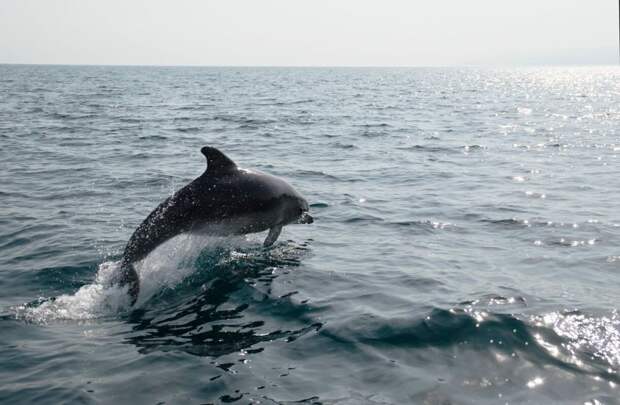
[117, 146, 313, 304]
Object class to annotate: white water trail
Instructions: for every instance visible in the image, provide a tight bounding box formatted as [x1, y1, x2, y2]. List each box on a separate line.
[13, 261, 131, 323]
[13, 233, 257, 323]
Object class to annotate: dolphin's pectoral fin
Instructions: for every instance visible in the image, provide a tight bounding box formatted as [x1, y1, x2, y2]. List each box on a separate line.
[263, 225, 283, 247]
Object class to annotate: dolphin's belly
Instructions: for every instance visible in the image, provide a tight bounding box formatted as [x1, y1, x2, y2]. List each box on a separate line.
[191, 216, 272, 237]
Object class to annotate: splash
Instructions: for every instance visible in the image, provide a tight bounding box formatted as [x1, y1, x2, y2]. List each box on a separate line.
[133, 233, 251, 304]
[13, 233, 257, 323]
[13, 261, 132, 323]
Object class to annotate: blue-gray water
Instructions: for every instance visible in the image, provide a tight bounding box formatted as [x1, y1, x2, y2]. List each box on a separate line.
[1, 65, 619, 404]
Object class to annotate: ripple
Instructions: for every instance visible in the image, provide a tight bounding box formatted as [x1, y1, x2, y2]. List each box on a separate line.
[547, 238, 597, 248]
[524, 191, 546, 199]
[397, 144, 458, 153]
[292, 169, 342, 181]
[175, 127, 202, 133]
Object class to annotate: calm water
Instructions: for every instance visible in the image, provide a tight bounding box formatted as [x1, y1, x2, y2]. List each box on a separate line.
[1, 65, 619, 404]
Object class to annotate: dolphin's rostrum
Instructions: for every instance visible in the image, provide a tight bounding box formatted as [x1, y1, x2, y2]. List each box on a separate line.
[117, 146, 313, 304]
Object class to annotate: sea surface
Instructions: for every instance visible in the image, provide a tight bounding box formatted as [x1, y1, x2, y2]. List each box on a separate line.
[1, 65, 619, 404]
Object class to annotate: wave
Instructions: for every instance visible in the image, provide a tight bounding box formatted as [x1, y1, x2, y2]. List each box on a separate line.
[481, 217, 605, 230]
[292, 169, 343, 182]
[322, 307, 620, 382]
[397, 144, 485, 154]
[212, 115, 277, 125]
[138, 134, 168, 140]
[50, 112, 98, 120]
[175, 127, 202, 133]
[172, 104, 216, 111]
[356, 123, 391, 128]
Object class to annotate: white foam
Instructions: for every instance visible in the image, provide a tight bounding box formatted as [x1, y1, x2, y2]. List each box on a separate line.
[13, 261, 131, 323]
[13, 233, 258, 323]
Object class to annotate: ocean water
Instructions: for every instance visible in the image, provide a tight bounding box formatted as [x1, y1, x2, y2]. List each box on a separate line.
[1, 64, 619, 404]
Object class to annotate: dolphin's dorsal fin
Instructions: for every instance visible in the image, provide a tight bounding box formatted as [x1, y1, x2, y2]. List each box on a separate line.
[201, 146, 237, 174]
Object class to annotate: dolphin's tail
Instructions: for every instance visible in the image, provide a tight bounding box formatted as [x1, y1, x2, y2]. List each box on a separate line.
[118, 261, 140, 306]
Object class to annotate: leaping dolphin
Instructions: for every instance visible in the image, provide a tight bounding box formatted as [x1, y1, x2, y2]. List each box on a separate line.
[116, 146, 313, 305]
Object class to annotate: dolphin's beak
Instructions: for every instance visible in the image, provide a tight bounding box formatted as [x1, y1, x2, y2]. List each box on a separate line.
[298, 212, 314, 224]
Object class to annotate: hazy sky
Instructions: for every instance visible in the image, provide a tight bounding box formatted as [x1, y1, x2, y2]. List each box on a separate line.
[0, 0, 617, 66]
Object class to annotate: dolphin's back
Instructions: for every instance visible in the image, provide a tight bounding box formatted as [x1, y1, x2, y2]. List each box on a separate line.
[121, 171, 285, 263]
[122, 185, 197, 263]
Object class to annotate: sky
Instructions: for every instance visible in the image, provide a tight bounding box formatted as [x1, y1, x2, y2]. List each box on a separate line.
[0, 0, 617, 66]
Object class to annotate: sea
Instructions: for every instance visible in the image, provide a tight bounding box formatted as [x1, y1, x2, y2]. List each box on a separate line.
[0, 65, 619, 404]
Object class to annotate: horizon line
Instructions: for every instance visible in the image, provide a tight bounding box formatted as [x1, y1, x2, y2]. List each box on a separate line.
[1, 62, 618, 69]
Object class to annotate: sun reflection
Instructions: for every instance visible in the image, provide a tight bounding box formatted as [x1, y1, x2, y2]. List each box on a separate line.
[534, 333, 560, 357]
[526, 376, 544, 388]
[532, 311, 620, 372]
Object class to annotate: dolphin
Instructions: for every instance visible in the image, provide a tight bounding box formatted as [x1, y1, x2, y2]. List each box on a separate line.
[116, 146, 313, 304]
